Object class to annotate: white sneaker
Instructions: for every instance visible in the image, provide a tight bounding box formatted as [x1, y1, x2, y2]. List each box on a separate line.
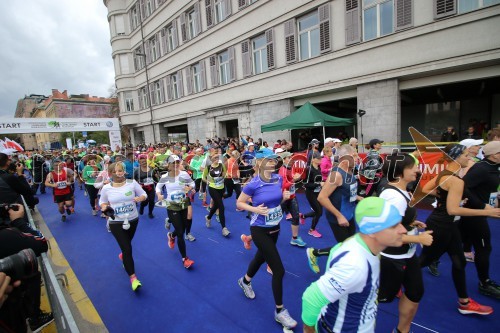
[106, 220, 111, 233]
[274, 308, 297, 329]
[164, 218, 171, 230]
[92, 209, 97, 216]
[205, 215, 211, 228]
[222, 227, 231, 237]
[238, 277, 255, 299]
[185, 233, 196, 241]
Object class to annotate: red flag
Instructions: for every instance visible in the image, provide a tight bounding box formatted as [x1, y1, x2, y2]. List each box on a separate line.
[4, 138, 24, 152]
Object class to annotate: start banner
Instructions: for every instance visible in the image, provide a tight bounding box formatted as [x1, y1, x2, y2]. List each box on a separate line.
[0, 118, 120, 134]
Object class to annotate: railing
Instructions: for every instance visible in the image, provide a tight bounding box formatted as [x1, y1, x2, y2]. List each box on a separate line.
[21, 196, 80, 333]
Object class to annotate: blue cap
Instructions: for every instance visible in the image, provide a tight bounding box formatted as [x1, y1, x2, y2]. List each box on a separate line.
[355, 197, 402, 234]
[255, 148, 278, 159]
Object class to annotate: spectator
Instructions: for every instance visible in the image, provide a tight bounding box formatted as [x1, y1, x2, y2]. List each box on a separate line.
[441, 126, 459, 142]
[463, 125, 481, 140]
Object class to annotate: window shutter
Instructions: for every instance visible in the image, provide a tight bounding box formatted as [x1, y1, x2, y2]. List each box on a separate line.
[238, 0, 248, 10]
[241, 40, 252, 77]
[395, 0, 413, 30]
[185, 67, 193, 95]
[129, 11, 134, 31]
[284, 19, 297, 64]
[159, 79, 165, 103]
[138, 89, 144, 109]
[140, 0, 146, 21]
[228, 47, 236, 82]
[160, 28, 168, 55]
[172, 20, 179, 49]
[434, 0, 456, 19]
[178, 71, 184, 98]
[149, 83, 155, 105]
[319, 3, 331, 53]
[200, 60, 207, 91]
[224, 0, 232, 20]
[265, 28, 275, 70]
[180, 13, 187, 42]
[206, 0, 214, 28]
[194, 2, 202, 36]
[345, 0, 361, 45]
[210, 55, 218, 87]
[165, 77, 172, 101]
[144, 42, 151, 64]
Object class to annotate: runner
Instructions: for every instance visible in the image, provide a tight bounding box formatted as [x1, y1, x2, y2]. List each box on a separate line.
[236, 149, 297, 330]
[302, 197, 405, 333]
[44, 159, 74, 222]
[419, 143, 500, 315]
[99, 162, 147, 291]
[155, 155, 195, 268]
[203, 152, 230, 237]
[134, 154, 159, 219]
[82, 155, 101, 216]
[300, 151, 324, 238]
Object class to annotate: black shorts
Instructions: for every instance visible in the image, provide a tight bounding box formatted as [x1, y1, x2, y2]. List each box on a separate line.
[378, 254, 424, 303]
[54, 193, 73, 203]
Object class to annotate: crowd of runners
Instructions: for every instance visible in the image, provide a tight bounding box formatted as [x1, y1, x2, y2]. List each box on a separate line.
[1, 127, 500, 333]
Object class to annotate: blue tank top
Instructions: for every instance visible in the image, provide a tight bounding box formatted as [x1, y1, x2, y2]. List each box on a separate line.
[327, 167, 358, 221]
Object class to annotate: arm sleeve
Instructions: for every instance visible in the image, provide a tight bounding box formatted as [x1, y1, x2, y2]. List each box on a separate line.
[302, 283, 330, 327]
[4, 175, 38, 207]
[98, 187, 108, 206]
[242, 179, 256, 197]
[0, 226, 48, 257]
[134, 180, 147, 198]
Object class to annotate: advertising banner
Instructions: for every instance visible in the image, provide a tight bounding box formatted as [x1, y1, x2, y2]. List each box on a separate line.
[0, 118, 120, 134]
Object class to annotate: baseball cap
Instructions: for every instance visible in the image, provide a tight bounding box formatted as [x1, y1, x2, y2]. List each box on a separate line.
[482, 141, 500, 156]
[459, 138, 483, 148]
[310, 139, 320, 145]
[278, 152, 292, 159]
[275, 148, 285, 153]
[103, 155, 111, 162]
[247, 142, 255, 146]
[255, 148, 278, 159]
[332, 138, 342, 143]
[312, 151, 322, 159]
[167, 155, 181, 163]
[349, 137, 358, 144]
[324, 137, 334, 144]
[369, 139, 384, 147]
[355, 197, 402, 235]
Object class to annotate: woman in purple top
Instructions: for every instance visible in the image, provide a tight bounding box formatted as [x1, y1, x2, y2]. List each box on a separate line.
[236, 150, 297, 331]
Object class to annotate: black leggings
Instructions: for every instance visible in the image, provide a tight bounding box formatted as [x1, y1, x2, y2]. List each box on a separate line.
[140, 189, 155, 215]
[379, 254, 424, 303]
[109, 218, 139, 276]
[326, 212, 356, 243]
[85, 184, 99, 210]
[304, 190, 323, 230]
[195, 178, 207, 193]
[459, 216, 492, 283]
[167, 208, 188, 258]
[208, 187, 226, 228]
[419, 219, 468, 299]
[247, 225, 284, 306]
[223, 178, 241, 199]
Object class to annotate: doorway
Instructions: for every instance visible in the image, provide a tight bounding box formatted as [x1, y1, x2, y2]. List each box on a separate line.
[219, 119, 239, 139]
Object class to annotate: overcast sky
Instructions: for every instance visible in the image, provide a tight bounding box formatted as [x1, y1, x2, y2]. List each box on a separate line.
[0, 0, 114, 118]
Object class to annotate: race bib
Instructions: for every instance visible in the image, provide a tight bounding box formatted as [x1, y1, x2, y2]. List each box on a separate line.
[232, 178, 241, 184]
[114, 202, 135, 218]
[314, 185, 321, 193]
[143, 177, 154, 186]
[169, 190, 186, 203]
[214, 177, 224, 187]
[489, 192, 498, 207]
[56, 181, 67, 189]
[349, 183, 358, 202]
[265, 206, 283, 226]
[289, 184, 296, 195]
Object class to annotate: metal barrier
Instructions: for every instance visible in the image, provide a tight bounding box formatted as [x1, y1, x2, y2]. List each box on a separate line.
[21, 196, 80, 333]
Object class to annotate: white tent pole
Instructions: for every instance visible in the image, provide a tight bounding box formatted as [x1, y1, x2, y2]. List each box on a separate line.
[322, 126, 326, 142]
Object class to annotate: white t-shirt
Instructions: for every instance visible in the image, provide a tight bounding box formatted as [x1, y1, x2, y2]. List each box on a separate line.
[99, 180, 146, 223]
[155, 171, 194, 207]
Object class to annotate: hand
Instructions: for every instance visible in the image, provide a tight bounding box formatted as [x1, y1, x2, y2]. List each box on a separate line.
[8, 204, 24, 221]
[486, 208, 500, 218]
[183, 186, 191, 193]
[337, 215, 349, 227]
[254, 203, 269, 216]
[157, 194, 164, 201]
[283, 190, 291, 201]
[418, 230, 433, 246]
[0, 273, 21, 308]
[293, 173, 302, 181]
[411, 220, 427, 229]
[303, 324, 316, 333]
[133, 196, 143, 202]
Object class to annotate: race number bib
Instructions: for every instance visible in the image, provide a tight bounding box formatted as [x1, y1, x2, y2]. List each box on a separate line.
[114, 202, 135, 218]
[143, 177, 154, 186]
[56, 181, 67, 189]
[489, 192, 498, 207]
[265, 206, 283, 226]
[289, 184, 296, 195]
[169, 190, 186, 204]
[214, 177, 224, 187]
[232, 178, 241, 184]
[349, 183, 358, 202]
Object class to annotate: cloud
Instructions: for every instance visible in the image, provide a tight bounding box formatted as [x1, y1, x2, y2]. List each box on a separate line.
[0, 0, 114, 117]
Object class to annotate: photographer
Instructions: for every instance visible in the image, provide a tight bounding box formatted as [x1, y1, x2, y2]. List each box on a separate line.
[0, 204, 53, 332]
[0, 153, 38, 209]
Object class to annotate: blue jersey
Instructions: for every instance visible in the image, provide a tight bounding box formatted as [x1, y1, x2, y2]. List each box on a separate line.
[326, 167, 358, 222]
[242, 174, 283, 227]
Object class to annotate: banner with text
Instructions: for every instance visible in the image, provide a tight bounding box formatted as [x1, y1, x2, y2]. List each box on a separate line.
[0, 118, 120, 134]
[108, 130, 123, 149]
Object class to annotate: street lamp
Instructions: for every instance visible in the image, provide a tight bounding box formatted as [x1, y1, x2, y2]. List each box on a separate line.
[357, 109, 366, 152]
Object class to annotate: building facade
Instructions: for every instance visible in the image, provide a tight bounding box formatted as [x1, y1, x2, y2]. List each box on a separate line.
[14, 94, 48, 150]
[104, 0, 500, 148]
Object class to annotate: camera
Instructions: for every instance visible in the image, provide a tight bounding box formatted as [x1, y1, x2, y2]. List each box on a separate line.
[0, 248, 38, 280]
[102, 206, 115, 220]
[0, 203, 20, 219]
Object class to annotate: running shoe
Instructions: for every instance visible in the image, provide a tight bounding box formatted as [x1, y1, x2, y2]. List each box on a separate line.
[131, 278, 142, 291]
[457, 298, 493, 315]
[61, 214, 66, 222]
[427, 260, 440, 277]
[266, 265, 273, 275]
[306, 248, 320, 274]
[167, 232, 175, 249]
[185, 233, 196, 241]
[241, 234, 252, 250]
[205, 215, 211, 228]
[206, 206, 211, 213]
[479, 280, 500, 299]
[299, 213, 306, 225]
[308, 229, 322, 238]
[464, 252, 475, 263]
[92, 209, 97, 216]
[70, 207, 75, 214]
[290, 236, 306, 247]
[274, 308, 297, 329]
[222, 227, 231, 237]
[183, 257, 194, 269]
[238, 277, 255, 299]
[66, 207, 72, 215]
[165, 218, 171, 230]
[148, 213, 154, 219]
[285, 213, 292, 220]
[28, 311, 54, 333]
[118, 253, 123, 261]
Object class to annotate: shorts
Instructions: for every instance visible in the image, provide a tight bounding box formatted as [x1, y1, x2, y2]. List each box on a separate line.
[54, 193, 73, 203]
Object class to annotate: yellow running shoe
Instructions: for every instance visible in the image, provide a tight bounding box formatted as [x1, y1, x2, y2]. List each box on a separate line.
[131, 278, 142, 291]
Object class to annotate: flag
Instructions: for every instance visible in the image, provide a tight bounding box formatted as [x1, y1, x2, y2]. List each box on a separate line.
[4, 137, 24, 152]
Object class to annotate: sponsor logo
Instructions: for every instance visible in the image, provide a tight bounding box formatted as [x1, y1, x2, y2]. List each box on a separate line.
[47, 121, 60, 128]
[106, 121, 114, 127]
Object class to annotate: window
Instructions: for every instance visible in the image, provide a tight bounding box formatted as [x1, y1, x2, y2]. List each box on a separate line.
[166, 72, 183, 100]
[214, 0, 225, 23]
[166, 23, 178, 52]
[115, 15, 126, 35]
[145, 0, 154, 17]
[150, 80, 164, 105]
[458, 0, 500, 13]
[210, 47, 235, 87]
[206, 0, 231, 28]
[180, 5, 201, 43]
[149, 35, 160, 62]
[218, 51, 230, 85]
[124, 92, 134, 111]
[119, 54, 130, 74]
[187, 9, 197, 39]
[252, 35, 268, 74]
[298, 12, 320, 60]
[134, 47, 145, 71]
[238, 0, 258, 9]
[192, 63, 202, 93]
[129, 3, 140, 31]
[185, 62, 206, 95]
[138, 86, 149, 109]
[363, 0, 394, 41]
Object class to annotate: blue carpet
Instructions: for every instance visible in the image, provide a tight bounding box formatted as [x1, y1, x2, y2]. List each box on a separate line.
[36, 188, 499, 332]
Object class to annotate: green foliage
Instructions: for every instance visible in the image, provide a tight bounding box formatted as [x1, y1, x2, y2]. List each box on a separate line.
[59, 131, 110, 146]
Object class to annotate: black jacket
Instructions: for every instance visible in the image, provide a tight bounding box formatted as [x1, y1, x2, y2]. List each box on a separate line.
[463, 158, 499, 209]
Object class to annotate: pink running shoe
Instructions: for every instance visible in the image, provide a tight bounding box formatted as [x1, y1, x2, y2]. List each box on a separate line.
[299, 213, 306, 225]
[308, 229, 322, 238]
[241, 234, 252, 250]
[285, 213, 292, 220]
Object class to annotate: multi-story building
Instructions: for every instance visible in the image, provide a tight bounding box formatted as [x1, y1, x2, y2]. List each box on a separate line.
[104, 0, 500, 148]
[17, 89, 118, 150]
[14, 94, 48, 150]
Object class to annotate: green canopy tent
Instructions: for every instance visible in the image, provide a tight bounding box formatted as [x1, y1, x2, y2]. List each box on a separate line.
[260, 102, 355, 141]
